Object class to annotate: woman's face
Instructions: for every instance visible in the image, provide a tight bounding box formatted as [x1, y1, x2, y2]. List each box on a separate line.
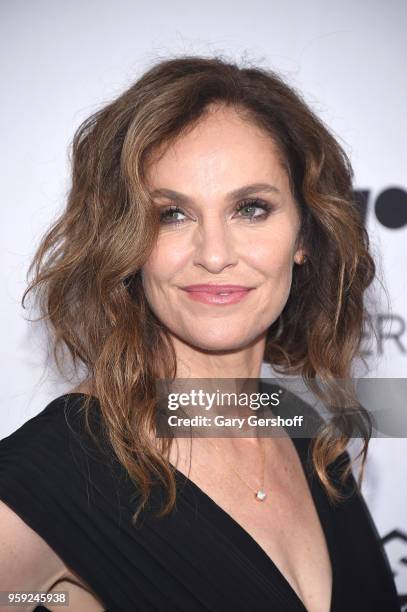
[142, 105, 305, 354]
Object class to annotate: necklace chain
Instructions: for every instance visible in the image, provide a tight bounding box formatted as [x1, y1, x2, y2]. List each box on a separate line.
[205, 437, 268, 502]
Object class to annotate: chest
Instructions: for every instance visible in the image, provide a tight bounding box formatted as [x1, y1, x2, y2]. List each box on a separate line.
[175, 440, 333, 612]
[224, 475, 333, 612]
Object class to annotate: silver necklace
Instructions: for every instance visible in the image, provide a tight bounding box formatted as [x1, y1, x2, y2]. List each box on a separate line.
[206, 437, 268, 502]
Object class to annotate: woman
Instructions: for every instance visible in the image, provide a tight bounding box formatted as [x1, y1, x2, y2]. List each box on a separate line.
[0, 55, 399, 612]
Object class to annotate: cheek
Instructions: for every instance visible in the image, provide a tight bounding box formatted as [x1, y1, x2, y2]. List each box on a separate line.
[246, 235, 295, 318]
[141, 237, 186, 292]
[246, 235, 294, 277]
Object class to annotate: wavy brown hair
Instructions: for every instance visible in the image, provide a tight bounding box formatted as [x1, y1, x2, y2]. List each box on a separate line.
[22, 54, 377, 523]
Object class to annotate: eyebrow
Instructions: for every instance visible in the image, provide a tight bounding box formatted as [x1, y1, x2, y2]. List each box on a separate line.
[149, 182, 281, 204]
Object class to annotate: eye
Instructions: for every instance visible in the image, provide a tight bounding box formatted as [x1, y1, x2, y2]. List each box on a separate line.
[159, 205, 187, 226]
[235, 198, 274, 222]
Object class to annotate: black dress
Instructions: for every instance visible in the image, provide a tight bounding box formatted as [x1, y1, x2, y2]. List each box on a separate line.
[0, 386, 400, 612]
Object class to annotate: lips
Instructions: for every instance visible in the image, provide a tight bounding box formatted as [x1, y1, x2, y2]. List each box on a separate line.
[180, 284, 254, 306]
[181, 284, 252, 294]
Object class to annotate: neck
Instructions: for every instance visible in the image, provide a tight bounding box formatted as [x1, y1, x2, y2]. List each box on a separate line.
[170, 333, 267, 380]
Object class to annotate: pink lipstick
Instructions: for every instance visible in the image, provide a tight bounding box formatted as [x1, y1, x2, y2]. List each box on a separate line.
[180, 284, 254, 305]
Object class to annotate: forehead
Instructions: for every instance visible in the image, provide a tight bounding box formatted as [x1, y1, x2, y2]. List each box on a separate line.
[145, 106, 288, 185]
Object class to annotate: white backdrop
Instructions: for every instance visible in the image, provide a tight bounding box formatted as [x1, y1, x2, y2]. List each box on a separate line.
[1, 0, 406, 604]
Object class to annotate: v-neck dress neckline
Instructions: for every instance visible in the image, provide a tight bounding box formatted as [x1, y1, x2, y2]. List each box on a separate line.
[172, 433, 338, 612]
[0, 390, 401, 611]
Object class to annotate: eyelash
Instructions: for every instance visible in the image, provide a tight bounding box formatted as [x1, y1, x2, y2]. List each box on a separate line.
[159, 198, 274, 226]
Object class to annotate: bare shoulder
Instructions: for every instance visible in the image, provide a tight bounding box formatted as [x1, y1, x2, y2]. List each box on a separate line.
[0, 498, 65, 594]
[0, 499, 106, 611]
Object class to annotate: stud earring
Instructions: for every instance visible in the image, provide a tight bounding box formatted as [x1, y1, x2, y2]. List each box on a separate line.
[296, 253, 308, 265]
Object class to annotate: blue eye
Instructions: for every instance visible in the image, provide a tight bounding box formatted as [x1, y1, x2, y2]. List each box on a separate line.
[159, 205, 186, 225]
[235, 198, 273, 221]
[158, 198, 273, 226]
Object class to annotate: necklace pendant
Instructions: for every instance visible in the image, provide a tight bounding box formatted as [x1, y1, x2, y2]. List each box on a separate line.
[255, 489, 267, 502]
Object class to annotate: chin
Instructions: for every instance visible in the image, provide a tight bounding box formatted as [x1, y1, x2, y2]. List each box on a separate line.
[181, 331, 254, 353]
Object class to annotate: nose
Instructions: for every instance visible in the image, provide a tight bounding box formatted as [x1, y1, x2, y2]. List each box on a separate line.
[192, 217, 238, 273]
